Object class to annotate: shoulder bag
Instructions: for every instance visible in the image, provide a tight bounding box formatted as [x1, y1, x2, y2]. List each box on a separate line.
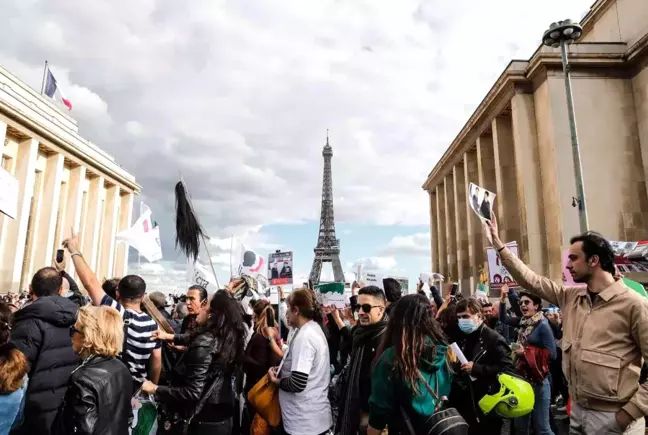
[248, 327, 300, 428]
[400, 371, 469, 435]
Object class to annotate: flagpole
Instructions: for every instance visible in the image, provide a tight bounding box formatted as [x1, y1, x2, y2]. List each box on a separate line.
[40, 60, 48, 95]
[179, 174, 221, 289]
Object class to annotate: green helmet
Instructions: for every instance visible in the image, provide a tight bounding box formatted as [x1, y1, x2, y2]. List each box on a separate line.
[478, 374, 535, 418]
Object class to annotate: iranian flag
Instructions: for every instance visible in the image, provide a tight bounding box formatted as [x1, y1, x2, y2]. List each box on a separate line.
[43, 67, 72, 111]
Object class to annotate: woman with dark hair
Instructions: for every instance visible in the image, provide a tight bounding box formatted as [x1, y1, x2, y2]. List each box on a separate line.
[367, 294, 454, 435]
[143, 290, 246, 435]
[242, 300, 282, 431]
[268, 288, 332, 435]
[454, 298, 514, 435]
[500, 286, 556, 435]
[0, 301, 29, 434]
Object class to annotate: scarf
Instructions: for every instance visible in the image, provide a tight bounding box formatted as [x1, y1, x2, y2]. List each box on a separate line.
[338, 317, 388, 435]
[517, 312, 544, 347]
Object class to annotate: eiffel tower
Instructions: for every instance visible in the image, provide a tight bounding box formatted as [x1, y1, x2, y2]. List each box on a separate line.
[309, 133, 345, 285]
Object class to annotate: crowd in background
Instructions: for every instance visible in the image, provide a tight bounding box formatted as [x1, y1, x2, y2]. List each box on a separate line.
[1, 215, 648, 435]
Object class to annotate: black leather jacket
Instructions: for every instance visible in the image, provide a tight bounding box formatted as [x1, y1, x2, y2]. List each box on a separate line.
[52, 355, 133, 435]
[156, 331, 236, 422]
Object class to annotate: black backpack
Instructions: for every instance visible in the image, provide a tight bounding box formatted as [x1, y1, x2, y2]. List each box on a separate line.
[399, 371, 469, 435]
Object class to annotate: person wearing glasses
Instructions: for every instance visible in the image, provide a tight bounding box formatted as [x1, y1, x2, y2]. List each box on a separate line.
[487, 217, 648, 434]
[331, 286, 388, 435]
[52, 305, 132, 435]
[499, 283, 556, 435]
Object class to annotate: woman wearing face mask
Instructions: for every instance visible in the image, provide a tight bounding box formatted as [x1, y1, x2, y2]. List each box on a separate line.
[500, 289, 556, 435]
[453, 298, 514, 435]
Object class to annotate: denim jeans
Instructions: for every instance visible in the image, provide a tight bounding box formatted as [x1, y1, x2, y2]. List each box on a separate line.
[514, 377, 554, 435]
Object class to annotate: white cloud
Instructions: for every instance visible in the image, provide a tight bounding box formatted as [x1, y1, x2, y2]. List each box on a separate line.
[381, 232, 430, 257]
[0, 0, 595, 260]
[354, 256, 398, 271]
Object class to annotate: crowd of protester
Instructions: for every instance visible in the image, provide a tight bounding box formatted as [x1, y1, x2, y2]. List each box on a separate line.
[1, 215, 648, 435]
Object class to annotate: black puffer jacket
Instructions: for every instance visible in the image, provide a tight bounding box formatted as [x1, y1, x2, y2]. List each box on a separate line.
[156, 331, 236, 423]
[11, 295, 79, 435]
[52, 355, 133, 435]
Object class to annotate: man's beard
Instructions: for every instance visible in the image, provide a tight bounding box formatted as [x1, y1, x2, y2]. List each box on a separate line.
[486, 317, 498, 328]
[573, 271, 592, 283]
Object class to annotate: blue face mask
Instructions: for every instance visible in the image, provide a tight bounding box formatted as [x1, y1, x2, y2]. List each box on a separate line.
[458, 318, 479, 334]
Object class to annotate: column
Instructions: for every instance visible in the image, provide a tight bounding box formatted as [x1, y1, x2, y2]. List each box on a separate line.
[0, 138, 38, 292]
[32, 153, 65, 268]
[444, 174, 457, 282]
[464, 147, 483, 292]
[82, 176, 105, 271]
[0, 121, 6, 155]
[62, 166, 86, 276]
[477, 134, 497, 193]
[99, 185, 119, 280]
[113, 192, 134, 277]
[436, 184, 446, 277]
[453, 162, 470, 295]
[511, 92, 547, 274]
[0, 121, 7, 256]
[429, 191, 439, 274]
[492, 114, 522, 245]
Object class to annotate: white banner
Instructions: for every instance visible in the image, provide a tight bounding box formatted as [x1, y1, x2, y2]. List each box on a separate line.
[115, 202, 162, 262]
[364, 272, 384, 289]
[0, 167, 18, 219]
[187, 260, 218, 292]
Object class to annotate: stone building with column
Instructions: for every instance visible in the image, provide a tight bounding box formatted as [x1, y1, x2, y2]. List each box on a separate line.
[423, 0, 648, 295]
[0, 65, 140, 292]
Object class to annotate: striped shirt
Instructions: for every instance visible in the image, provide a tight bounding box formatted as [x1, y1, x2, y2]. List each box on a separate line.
[101, 295, 161, 382]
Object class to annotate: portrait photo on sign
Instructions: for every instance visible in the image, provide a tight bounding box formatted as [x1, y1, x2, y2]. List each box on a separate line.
[268, 251, 294, 286]
[468, 182, 496, 222]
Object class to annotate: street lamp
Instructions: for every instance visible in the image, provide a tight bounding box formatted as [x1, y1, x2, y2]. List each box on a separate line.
[542, 20, 589, 233]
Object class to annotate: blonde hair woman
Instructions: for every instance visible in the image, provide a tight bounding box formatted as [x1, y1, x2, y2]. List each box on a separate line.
[52, 305, 133, 435]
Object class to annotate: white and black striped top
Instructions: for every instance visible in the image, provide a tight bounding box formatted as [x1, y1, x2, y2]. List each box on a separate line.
[101, 295, 161, 382]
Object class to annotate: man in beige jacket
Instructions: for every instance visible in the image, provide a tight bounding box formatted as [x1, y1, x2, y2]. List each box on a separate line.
[485, 216, 648, 435]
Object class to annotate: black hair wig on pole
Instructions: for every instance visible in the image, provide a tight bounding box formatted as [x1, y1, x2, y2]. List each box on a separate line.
[175, 181, 205, 261]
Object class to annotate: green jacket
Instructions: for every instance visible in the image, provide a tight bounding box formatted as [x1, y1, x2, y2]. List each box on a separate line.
[368, 342, 452, 430]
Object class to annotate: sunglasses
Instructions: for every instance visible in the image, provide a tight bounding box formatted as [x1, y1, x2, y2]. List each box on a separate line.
[355, 304, 384, 314]
[69, 326, 81, 337]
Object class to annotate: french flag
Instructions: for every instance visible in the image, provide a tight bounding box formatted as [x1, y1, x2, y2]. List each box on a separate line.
[43, 68, 72, 111]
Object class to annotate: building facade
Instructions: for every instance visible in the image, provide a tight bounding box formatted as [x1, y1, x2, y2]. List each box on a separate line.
[0, 65, 140, 292]
[423, 0, 648, 294]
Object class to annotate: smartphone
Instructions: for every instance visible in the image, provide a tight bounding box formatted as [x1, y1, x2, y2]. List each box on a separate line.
[451, 282, 459, 296]
[56, 249, 64, 263]
[267, 315, 276, 328]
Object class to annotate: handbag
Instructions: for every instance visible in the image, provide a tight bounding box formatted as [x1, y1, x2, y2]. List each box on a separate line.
[399, 371, 469, 435]
[159, 364, 225, 435]
[247, 374, 281, 428]
[247, 327, 301, 429]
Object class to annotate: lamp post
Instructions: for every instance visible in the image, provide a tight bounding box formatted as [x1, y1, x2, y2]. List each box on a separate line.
[542, 19, 589, 233]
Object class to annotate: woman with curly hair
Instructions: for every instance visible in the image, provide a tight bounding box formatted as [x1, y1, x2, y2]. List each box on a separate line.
[0, 301, 29, 434]
[144, 290, 246, 435]
[367, 293, 454, 435]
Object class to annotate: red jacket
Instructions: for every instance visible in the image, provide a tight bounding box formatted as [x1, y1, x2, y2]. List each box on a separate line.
[516, 344, 550, 384]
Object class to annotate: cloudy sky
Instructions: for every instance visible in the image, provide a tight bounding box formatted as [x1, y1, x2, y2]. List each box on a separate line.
[1, 0, 594, 292]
